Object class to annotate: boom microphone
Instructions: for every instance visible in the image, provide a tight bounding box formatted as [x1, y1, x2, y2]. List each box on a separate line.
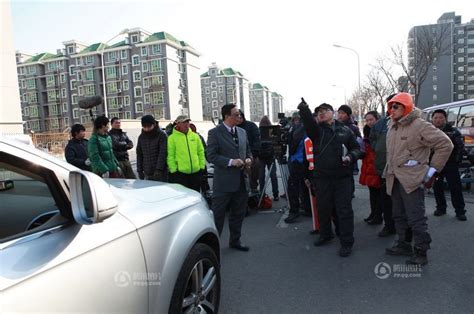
[78, 95, 104, 109]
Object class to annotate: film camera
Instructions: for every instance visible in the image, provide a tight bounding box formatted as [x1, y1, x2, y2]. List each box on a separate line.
[259, 113, 291, 163]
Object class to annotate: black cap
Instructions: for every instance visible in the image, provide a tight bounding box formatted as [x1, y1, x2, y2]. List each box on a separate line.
[314, 103, 334, 114]
[141, 115, 156, 126]
[338, 104, 352, 116]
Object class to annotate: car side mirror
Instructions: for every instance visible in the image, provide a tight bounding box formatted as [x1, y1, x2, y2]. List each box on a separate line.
[69, 170, 118, 224]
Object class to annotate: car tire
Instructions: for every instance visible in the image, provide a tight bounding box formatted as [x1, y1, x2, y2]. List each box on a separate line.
[169, 243, 220, 314]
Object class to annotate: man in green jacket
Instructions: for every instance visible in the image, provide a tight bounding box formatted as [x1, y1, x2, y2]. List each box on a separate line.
[167, 115, 206, 191]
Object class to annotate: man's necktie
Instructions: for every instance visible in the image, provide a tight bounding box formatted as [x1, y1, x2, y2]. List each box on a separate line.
[231, 128, 238, 144]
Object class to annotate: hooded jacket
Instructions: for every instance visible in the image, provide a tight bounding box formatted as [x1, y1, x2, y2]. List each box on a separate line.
[167, 128, 205, 174]
[108, 128, 133, 161]
[384, 108, 453, 195]
[360, 126, 381, 188]
[298, 104, 363, 178]
[369, 116, 390, 176]
[136, 125, 168, 176]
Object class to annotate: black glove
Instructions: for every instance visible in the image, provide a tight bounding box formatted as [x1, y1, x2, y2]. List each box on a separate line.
[297, 97, 308, 110]
[138, 171, 145, 180]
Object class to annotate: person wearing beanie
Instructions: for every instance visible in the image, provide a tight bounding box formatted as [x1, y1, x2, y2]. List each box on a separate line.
[136, 115, 168, 181]
[298, 100, 363, 257]
[167, 115, 206, 192]
[384, 92, 453, 265]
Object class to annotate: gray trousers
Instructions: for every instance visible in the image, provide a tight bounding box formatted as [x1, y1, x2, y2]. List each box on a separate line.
[391, 179, 431, 251]
[211, 187, 248, 246]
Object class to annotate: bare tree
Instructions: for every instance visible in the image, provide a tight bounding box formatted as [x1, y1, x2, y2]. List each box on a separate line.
[366, 68, 394, 115]
[392, 24, 452, 105]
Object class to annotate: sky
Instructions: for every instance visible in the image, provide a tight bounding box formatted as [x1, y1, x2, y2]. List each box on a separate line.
[9, 0, 474, 112]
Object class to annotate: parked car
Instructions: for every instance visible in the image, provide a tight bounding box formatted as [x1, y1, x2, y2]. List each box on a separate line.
[0, 137, 221, 313]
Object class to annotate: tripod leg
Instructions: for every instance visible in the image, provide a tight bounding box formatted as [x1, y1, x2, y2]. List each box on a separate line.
[258, 161, 275, 207]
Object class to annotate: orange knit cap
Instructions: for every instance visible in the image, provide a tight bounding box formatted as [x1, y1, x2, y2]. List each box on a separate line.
[387, 92, 414, 117]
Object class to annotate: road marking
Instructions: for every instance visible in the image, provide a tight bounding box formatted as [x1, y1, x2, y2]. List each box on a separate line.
[276, 208, 289, 228]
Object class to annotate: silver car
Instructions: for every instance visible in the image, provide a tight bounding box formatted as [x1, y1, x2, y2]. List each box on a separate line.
[0, 137, 221, 313]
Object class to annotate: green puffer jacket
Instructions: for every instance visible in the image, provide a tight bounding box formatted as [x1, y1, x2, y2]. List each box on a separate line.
[88, 132, 120, 175]
[167, 129, 205, 174]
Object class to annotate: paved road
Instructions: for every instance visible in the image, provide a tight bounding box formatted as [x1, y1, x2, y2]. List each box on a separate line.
[218, 180, 474, 313]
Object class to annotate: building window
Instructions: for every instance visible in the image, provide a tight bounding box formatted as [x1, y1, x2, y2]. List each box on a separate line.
[125, 111, 131, 119]
[78, 86, 83, 96]
[133, 71, 141, 82]
[107, 51, 118, 62]
[459, 85, 465, 91]
[458, 66, 465, 72]
[150, 59, 162, 72]
[206, 97, 210, 104]
[122, 64, 128, 75]
[69, 65, 75, 75]
[458, 38, 465, 44]
[458, 57, 465, 63]
[212, 100, 218, 108]
[86, 56, 94, 65]
[24, 106, 29, 116]
[105, 66, 117, 79]
[211, 82, 217, 88]
[124, 96, 130, 106]
[132, 55, 140, 66]
[141, 47, 147, 56]
[60, 73, 66, 83]
[121, 50, 127, 59]
[458, 94, 465, 100]
[131, 35, 139, 44]
[459, 75, 465, 81]
[142, 62, 149, 72]
[433, 85, 437, 91]
[72, 94, 78, 105]
[205, 87, 210, 94]
[135, 102, 143, 112]
[123, 80, 129, 91]
[151, 44, 161, 55]
[433, 94, 437, 101]
[84, 85, 95, 96]
[218, 86, 224, 93]
[62, 102, 68, 112]
[212, 110, 219, 118]
[61, 88, 66, 98]
[70, 79, 77, 90]
[134, 86, 142, 97]
[77, 71, 83, 81]
[433, 75, 437, 82]
[107, 82, 119, 94]
[458, 48, 465, 53]
[73, 108, 80, 118]
[27, 78, 37, 89]
[218, 77, 224, 84]
[47, 90, 58, 101]
[64, 117, 69, 126]
[68, 46, 75, 54]
[204, 78, 210, 85]
[85, 69, 94, 81]
[212, 91, 217, 99]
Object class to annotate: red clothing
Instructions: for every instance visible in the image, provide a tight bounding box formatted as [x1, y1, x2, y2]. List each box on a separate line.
[359, 139, 381, 188]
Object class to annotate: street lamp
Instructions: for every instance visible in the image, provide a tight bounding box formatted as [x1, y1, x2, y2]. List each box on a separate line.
[333, 44, 362, 124]
[331, 84, 347, 104]
[99, 28, 129, 117]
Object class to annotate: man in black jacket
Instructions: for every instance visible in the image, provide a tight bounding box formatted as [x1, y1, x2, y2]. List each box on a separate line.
[298, 100, 363, 257]
[237, 110, 261, 193]
[431, 109, 466, 221]
[65, 124, 91, 171]
[109, 117, 136, 179]
[136, 115, 168, 181]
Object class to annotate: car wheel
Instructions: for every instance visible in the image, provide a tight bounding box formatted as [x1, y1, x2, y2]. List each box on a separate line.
[169, 243, 220, 314]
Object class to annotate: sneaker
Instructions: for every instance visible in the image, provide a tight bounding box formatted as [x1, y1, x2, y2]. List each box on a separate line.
[339, 246, 352, 257]
[456, 214, 467, 221]
[385, 241, 413, 256]
[364, 214, 374, 222]
[284, 212, 300, 224]
[434, 209, 446, 216]
[406, 248, 428, 266]
[378, 227, 396, 237]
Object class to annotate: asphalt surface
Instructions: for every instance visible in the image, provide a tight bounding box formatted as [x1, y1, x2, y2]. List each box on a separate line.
[218, 178, 474, 313]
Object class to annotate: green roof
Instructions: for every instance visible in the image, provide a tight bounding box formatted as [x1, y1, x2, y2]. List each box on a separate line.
[25, 52, 56, 63]
[43, 53, 65, 61]
[79, 42, 106, 54]
[144, 31, 181, 46]
[108, 40, 128, 49]
[201, 72, 209, 78]
[201, 67, 244, 78]
[252, 83, 264, 89]
[272, 92, 279, 97]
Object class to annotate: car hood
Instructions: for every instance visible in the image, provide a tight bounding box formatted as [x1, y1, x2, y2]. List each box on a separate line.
[106, 179, 204, 228]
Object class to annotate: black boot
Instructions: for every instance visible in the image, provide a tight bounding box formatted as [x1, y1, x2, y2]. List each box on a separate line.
[378, 226, 396, 237]
[364, 213, 374, 222]
[284, 212, 300, 224]
[406, 247, 428, 265]
[385, 241, 413, 256]
[434, 209, 446, 216]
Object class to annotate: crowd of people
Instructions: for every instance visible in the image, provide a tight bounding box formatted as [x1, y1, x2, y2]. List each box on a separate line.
[64, 92, 468, 265]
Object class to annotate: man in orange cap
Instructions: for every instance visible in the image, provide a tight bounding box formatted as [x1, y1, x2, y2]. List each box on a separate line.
[384, 92, 453, 265]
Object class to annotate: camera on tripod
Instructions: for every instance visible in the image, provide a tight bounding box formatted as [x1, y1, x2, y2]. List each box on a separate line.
[259, 113, 290, 163]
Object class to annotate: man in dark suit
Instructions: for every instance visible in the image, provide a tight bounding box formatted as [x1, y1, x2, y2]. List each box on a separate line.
[207, 104, 252, 251]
